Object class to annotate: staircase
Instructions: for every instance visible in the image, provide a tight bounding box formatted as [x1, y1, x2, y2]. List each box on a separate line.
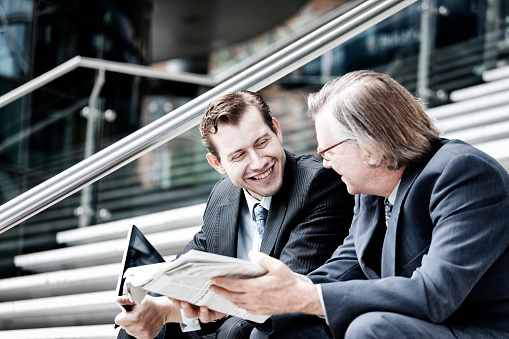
[426, 64, 509, 170]
[0, 64, 508, 338]
[0, 203, 205, 338]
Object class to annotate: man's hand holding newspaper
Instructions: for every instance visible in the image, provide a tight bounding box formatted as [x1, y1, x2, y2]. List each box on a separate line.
[123, 250, 270, 323]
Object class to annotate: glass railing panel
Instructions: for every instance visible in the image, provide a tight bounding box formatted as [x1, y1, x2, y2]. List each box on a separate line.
[91, 93, 222, 223]
[0, 0, 33, 80]
[0, 67, 221, 267]
[0, 68, 95, 262]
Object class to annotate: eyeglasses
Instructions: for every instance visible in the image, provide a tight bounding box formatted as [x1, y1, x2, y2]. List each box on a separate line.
[317, 139, 350, 161]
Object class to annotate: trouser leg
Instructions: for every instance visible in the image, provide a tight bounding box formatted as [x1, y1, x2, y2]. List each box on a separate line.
[250, 316, 331, 339]
[345, 312, 509, 339]
[216, 317, 255, 339]
[163, 323, 214, 339]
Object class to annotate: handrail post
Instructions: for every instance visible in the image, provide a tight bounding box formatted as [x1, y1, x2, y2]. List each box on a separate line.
[483, 0, 500, 72]
[417, 0, 433, 101]
[78, 69, 105, 227]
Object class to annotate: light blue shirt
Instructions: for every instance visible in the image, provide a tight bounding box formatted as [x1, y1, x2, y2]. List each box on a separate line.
[237, 190, 272, 261]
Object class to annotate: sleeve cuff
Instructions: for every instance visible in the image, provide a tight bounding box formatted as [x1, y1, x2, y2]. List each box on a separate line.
[315, 284, 329, 325]
[179, 309, 201, 332]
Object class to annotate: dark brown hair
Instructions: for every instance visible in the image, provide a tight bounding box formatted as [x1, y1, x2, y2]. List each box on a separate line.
[200, 90, 275, 159]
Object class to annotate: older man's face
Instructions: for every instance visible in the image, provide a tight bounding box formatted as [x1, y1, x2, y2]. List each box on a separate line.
[315, 111, 385, 196]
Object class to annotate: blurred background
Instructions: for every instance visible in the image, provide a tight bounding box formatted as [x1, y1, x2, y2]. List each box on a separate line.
[0, 0, 508, 336]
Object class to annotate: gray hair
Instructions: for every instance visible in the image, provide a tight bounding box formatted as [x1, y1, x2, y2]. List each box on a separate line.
[308, 70, 441, 170]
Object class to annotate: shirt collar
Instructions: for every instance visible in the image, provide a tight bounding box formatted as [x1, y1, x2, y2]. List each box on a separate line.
[243, 189, 272, 219]
[387, 181, 400, 206]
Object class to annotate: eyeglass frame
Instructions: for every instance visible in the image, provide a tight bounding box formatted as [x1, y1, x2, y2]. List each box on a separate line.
[317, 139, 350, 161]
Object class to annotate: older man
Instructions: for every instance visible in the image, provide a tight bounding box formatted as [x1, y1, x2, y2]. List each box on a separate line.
[204, 71, 509, 338]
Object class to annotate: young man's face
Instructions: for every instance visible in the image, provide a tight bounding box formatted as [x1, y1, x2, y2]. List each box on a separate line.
[206, 106, 286, 201]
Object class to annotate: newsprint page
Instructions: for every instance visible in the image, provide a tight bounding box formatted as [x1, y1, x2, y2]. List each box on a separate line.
[123, 250, 271, 323]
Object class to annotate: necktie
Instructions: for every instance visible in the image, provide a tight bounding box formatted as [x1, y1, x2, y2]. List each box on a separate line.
[384, 199, 393, 228]
[253, 203, 268, 240]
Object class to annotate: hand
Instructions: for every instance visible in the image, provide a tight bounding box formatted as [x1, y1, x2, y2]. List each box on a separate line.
[210, 251, 324, 316]
[114, 295, 181, 339]
[179, 300, 227, 323]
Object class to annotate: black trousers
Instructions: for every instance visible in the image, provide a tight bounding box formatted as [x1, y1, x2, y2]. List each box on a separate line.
[164, 316, 255, 339]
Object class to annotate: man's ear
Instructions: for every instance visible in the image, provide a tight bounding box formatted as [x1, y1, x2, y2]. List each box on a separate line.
[272, 117, 283, 144]
[206, 153, 227, 175]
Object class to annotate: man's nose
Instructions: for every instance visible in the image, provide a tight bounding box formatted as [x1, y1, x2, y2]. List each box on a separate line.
[249, 150, 266, 169]
[323, 158, 332, 169]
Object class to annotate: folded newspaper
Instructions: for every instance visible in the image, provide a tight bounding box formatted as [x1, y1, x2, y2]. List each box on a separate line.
[123, 250, 270, 323]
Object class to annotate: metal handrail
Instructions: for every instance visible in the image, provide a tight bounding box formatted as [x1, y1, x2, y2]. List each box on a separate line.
[0, 56, 216, 110]
[0, 0, 417, 234]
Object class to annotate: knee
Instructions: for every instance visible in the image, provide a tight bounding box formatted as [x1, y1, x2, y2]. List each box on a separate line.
[250, 328, 268, 339]
[345, 312, 393, 339]
[216, 318, 254, 339]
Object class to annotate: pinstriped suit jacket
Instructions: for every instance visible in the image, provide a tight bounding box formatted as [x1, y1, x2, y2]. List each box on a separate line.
[169, 150, 354, 338]
[180, 150, 354, 273]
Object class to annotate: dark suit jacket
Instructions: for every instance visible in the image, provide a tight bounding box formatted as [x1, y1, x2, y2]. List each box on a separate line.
[180, 150, 354, 274]
[300, 139, 509, 337]
[175, 150, 354, 337]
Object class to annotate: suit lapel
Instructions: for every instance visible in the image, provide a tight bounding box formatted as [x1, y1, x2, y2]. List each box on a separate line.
[355, 195, 384, 279]
[214, 184, 243, 257]
[381, 163, 425, 277]
[381, 142, 443, 277]
[259, 151, 294, 255]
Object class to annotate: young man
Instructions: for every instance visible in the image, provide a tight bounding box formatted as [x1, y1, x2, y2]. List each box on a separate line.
[203, 71, 509, 338]
[114, 90, 354, 339]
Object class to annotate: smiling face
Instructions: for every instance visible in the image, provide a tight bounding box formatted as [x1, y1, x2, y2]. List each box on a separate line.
[206, 106, 286, 200]
[315, 111, 402, 197]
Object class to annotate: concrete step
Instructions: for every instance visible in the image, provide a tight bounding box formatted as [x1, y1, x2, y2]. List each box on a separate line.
[0, 291, 119, 330]
[474, 138, 509, 165]
[15, 226, 199, 273]
[442, 120, 509, 146]
[0, 325, 118, 339]
[0, 255, 176, 301]
[56, 203, 205, 246]
[426, 90, 509, 120]
[449, 77, 509, 102]
[425, 66, 509, 167]
[431, 104, 509, 135]
[426, 94, 509, 147]
[483, 64, 509, 82]
[0, 203, 202, 335]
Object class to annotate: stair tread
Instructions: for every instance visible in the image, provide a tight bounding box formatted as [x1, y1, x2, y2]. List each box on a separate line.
[15, 227, 198, 272]
[0, 324, 118, 339]
[426, 90, 509, 119]
[56, 203, 205, 245]
[450, 77, 509, 102]
[0, 255, 176, 301]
